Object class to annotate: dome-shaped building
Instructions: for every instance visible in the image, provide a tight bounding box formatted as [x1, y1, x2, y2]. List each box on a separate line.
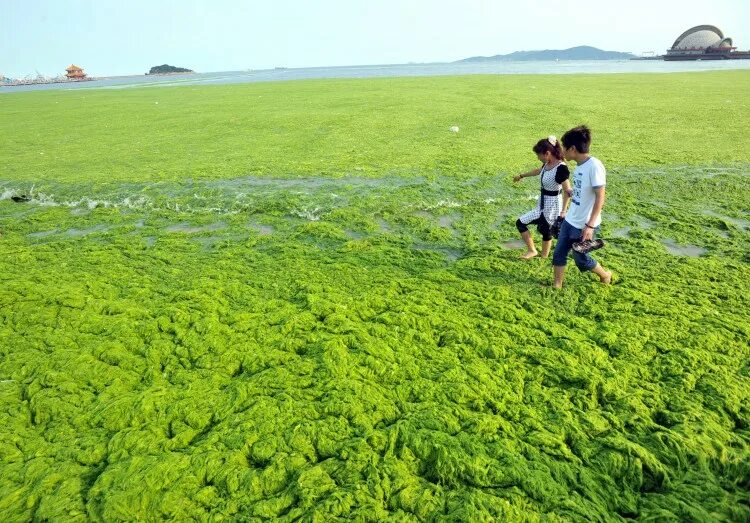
[665, 25, 749, 60]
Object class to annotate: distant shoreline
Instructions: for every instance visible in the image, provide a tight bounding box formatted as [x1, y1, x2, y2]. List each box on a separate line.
[1, 71, 196, 87]
[3, 61, 750, 94]
[1, 77, 94, 87]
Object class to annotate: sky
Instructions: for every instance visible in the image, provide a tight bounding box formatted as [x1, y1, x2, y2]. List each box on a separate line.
[2, 0, 749, 78]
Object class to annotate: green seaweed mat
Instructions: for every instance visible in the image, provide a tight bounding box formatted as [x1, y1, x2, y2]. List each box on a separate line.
[1, 72, 749, 522]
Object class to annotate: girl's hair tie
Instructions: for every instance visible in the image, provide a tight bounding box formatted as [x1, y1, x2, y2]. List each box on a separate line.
[548, 135, 557, 146]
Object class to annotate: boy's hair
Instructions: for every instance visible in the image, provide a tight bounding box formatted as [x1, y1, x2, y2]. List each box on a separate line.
[532, 138, 563, 160]
[561, 125, 592, 154]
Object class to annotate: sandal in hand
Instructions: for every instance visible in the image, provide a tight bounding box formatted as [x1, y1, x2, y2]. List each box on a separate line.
[572, 239, 605, 254]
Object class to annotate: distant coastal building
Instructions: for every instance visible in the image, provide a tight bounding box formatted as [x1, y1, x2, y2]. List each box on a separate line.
[65, 64, 86, 79]
[664, 25, 750, 60]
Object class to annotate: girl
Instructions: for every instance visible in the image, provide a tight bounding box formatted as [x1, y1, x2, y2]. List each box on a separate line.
[513, 136, 571, 259]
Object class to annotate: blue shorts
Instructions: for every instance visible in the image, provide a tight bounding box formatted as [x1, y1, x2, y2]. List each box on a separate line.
[552, 220, 599, 271]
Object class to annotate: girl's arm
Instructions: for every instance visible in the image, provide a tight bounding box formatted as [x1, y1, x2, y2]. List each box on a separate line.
[513, 167, 542, 183]
[560, 179, 572, 217]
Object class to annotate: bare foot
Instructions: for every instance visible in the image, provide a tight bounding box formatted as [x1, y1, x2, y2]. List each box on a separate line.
[520, 250, 538, 260]
[600, 271, 612, 285]
[553, 283, 563, 289]
[540, 252, 550, 259]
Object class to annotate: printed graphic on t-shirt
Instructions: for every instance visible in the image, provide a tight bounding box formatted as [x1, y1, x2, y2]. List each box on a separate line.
[572, 172, 582, 206]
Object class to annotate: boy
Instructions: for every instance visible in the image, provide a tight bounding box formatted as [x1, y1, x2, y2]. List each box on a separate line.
[552, 125, 612, 288]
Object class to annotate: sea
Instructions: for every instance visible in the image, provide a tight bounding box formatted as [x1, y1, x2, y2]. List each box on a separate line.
[3, 59, 750, 94]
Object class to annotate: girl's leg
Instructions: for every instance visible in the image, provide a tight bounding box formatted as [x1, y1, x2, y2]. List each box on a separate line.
[541, 240, 552, 258]
[520, 230, 538, 259]
[538, 220, 553, 258]
[516, 219, 538, 259]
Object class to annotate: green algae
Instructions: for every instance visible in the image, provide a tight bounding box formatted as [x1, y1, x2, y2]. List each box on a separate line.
[2, 71, 750, 183]
[1, 73, 750, 521]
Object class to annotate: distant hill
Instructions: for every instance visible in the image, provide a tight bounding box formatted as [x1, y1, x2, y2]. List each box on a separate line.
[457, 46, 636, 62]
[147, 64, 194, 75]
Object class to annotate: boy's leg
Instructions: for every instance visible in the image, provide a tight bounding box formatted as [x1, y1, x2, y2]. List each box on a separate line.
[571, 227, 612, 284]
[591, 263, 612, 284]
[553, 265, 565, 288]
[552, 221, 575, 288]
[572, 254, 612, 284]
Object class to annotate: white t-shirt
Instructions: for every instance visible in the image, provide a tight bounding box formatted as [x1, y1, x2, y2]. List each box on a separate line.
[565, 156, 606, 229]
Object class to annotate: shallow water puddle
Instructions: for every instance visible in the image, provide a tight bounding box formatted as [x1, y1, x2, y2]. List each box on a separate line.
[249, 223, 274, 236]
[703, 210, 750, 229]
[376, 218, 393, 233]
[438, 213, 462, 231]
[413, 211, 462, 234]
[205, 174, 427, 191]
[65, 224, 109, 237]
[634, 216, 656, 229]
[663, 239, 707, 257]
[413, 244, 462, 262]
[501, 239, 525, 250]
[164, 221, 227, 234]
[193, 232, 249, 250]
[612, 227, 631, 238]
[344, 229, 365, 240]
[27, 229, 59, 239]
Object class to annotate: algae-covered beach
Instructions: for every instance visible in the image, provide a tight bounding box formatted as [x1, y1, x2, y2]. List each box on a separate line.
[1, 71, 749, 521]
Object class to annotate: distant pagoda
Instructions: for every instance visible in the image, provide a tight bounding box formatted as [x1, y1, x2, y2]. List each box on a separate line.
[65, 64, 86, 79]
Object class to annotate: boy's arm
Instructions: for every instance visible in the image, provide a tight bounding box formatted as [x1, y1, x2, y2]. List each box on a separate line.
[582, 186, 605, 241]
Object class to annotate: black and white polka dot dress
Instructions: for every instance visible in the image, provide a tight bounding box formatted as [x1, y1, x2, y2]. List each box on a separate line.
[519, 162, 569, 226]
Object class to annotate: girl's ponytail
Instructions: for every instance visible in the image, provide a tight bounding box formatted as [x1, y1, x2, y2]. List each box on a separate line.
[532, 136, 563, 160]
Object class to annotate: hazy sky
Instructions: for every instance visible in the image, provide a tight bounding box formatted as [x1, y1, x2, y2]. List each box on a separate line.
[3, 0, 749, 77]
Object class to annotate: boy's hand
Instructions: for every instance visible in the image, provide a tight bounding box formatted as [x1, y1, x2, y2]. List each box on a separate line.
[513, 175, 523, 183]
[582, 227, 594, 241]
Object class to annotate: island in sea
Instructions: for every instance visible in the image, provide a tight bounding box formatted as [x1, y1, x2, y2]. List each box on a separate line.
[146, 64, 194, 75]
[456, 46, 636, 62]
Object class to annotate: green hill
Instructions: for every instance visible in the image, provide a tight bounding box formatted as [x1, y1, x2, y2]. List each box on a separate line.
[458, 45, 636, 62]
[147, 64, 193, 75]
